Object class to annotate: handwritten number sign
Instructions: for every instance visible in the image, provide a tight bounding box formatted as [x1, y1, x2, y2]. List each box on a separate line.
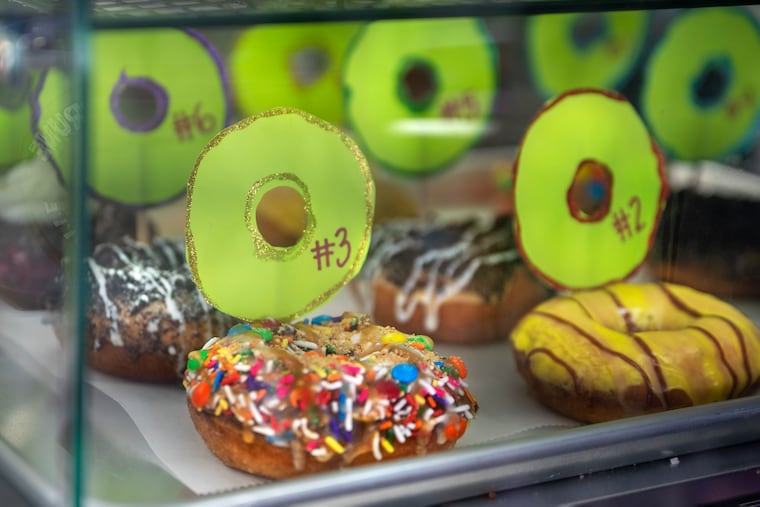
[187, 108, 374, 322]
[513, 89, 668, 290]
[34, 28, 229, 207]
[343, 17, 498, 176]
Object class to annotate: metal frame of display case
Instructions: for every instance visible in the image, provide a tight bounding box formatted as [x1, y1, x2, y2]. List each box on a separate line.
[1, 1, 759, 506]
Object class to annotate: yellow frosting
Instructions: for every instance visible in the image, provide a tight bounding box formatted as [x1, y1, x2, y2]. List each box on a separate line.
[511, 282, 760, 409]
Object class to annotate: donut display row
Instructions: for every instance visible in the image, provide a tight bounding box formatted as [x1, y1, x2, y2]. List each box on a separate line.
[14, 8, 756, 212]
[0, 7, 759, 487]
[4, 8, 754, 315]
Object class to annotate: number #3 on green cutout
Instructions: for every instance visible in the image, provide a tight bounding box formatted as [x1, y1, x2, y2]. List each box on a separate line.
[186, 108, 375, 322]
[513, 89, 668, 290]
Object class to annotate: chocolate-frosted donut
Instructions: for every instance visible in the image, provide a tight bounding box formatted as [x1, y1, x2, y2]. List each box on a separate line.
[361, 213, 551, 343]
[84, 236, 237, 382]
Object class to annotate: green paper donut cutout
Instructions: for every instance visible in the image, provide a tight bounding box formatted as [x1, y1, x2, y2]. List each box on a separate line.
[0, 73, 36, 169]
[526, 11, 650, 100]
[36, 28, 228, 207]
[641, 8, 760, 161]
[187, 108, 375, 322]
[514, 89, 668, 290]
[231, 22, 362, 127]
[344, 17, 498, 176]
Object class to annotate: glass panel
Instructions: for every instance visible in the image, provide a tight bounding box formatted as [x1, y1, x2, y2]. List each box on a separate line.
[4, 3, 760, 505]
[0, 2, 82, 506]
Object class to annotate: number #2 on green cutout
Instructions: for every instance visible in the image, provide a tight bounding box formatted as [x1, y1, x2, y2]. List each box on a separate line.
[186, 108, 375, 322]
[513, 89, 668, 290]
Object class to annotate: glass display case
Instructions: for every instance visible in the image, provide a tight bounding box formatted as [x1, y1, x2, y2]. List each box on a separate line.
[1, 2, 759, 506]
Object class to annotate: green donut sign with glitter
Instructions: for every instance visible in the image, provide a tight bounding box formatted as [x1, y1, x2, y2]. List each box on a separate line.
[186, 108, 375, 322]
[33, 28, 229, 207]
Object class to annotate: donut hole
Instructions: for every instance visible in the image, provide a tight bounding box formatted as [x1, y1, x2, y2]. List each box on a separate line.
[567, 159, 613, 222]
[398, 58, 437, 112]
[691, 57, 732, 109]
[255, 186, 308, 248]
[110, 73, 169, 132]
[571, 13, 608, 50]
[290, 46, 330, 88]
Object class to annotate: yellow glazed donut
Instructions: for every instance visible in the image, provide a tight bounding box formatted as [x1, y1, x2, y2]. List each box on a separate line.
[511, 282, 760, 423]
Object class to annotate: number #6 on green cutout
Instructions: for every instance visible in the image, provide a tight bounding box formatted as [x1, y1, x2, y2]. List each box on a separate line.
[186, 108, 375, 322]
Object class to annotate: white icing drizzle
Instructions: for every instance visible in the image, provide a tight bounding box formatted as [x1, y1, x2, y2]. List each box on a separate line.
[88, 257, 123, 347]
[87, 237, 235, 367]
[364, 214, 521, 332]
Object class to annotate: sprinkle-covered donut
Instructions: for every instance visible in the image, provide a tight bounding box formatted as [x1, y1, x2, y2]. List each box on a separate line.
[184, 312, 476, 478]
[511, 282, 760, 423]
[84, 237, 237, 382]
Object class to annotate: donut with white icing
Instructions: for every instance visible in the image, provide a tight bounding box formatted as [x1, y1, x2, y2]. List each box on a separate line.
[84, 237, 237, 382]
[360, 214, 551, 343]
[184, 312, 476, 478]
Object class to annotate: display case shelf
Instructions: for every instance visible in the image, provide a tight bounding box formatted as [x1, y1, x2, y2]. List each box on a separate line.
[61, 0, 760, 28]
[2, 2, 760, 506]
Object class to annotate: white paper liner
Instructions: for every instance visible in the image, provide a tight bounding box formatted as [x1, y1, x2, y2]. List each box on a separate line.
[0, 292, 595, 496]
[16, 288, 728, 496]
[88, 371, 264, 493]
[81, 288, 576, 496]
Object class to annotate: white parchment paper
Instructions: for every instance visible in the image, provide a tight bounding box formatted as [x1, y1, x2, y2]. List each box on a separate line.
[85, 288, 577, 495]
[0, 293, 580, 496]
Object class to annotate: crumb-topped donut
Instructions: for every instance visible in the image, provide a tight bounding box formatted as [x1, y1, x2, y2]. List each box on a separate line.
[184, 312, 476, 478]
[361, 213, 551, 343]
[84, 237, 237, 382]
[511, 282, 760, 423]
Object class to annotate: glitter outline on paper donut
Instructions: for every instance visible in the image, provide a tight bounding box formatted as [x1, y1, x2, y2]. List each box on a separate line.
[186, 107, 375, 322]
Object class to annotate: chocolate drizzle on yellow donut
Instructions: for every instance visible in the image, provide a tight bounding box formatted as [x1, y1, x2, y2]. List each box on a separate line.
[526, 347, 581, 394]
[660, 283, 752, 390]
[689, 325, 738, 398]
[602, 288, 638, 332]
[511, 282, 760, 422]
[629, 334, 669, 407]
[533, 309, 664, 409]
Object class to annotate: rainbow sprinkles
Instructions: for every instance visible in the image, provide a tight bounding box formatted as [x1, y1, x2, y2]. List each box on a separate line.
[183, 312, 476, 475]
